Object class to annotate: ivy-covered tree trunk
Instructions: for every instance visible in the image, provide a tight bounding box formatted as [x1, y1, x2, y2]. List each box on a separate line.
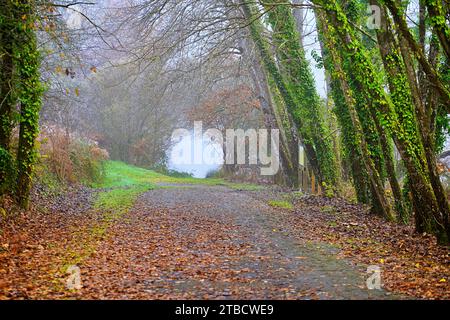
[337, 0, 406, 220]
[330, 78, 372, 204]
[14, 0, 43, 209]
[317, 1, 400, 215]
[315, 9, 393, 220]
[316, 28, 343, 189]
[264, 75, 301, 188]
[242, 1, 324, 188]
[244, 35, 300, 188]
[373, 0, 449, 237]
[314, 8, 373, 205]
[396, 30, 449, 233]
[0, 25, 14, 148]
[314, 0, 449, 243]
[259, 0, 339, 194]
[381, 0, 450, 108]
[0, 1, 16, 193]
[423, 0, 450, 61]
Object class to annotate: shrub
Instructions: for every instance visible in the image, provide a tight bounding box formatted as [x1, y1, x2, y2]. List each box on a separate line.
[37, 126, 109, 187]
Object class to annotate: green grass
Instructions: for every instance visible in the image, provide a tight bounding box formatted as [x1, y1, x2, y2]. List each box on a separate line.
[268, 200, 294, 210]
[94, 161, 265, 190]
[94, 161, 219, 188]
[93, 161, 163, 188]
[94, 185, 154, 212]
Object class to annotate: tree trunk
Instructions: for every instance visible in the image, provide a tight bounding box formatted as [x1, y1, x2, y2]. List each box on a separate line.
[15, 1, 43, 209]
[241, 1, 323, 187]
[371, 0, 449, 242]
[425, 0, 450, 61]
[0, 1, 15, 150]
[382, 0, 450, 109]
[315, 9, 393, 219]
[247, 43, 300, 188]
[260, 0, 339, 192]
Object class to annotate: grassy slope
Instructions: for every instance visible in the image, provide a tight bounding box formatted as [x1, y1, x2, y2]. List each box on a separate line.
[95, 161, 264, 191]
[94, 161, 223, 188]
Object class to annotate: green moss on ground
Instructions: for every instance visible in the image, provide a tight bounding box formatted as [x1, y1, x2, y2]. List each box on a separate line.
[268, 200, 294, 210]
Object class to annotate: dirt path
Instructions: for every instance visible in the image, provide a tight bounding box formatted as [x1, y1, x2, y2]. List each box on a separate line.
[79, 185, 391, 299]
